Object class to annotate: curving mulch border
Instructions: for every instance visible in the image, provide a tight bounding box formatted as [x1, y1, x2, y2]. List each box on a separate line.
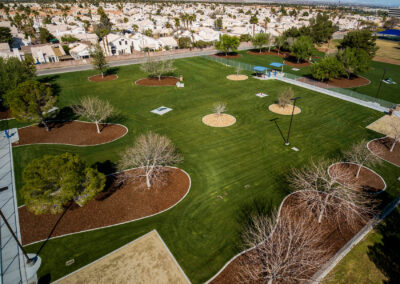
[13, 120, 128, 147]
[88, 74, 119, 82]
[206, 190, 369, 283]
[202, 114, 237, 128]
[327, 162, 386, 194]
[268, 104, 301, 115]
[19, 167, 191, 246]
[284, 59, 312, 67]
[367, 137, 400, 167]
[134, 76, 179, 87]
[212, 53, 242, 59]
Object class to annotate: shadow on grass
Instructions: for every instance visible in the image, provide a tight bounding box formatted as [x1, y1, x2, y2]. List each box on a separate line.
[367, 206, 400, 283]
[105, 67, 119, 76]
[38, 273, 51, 284]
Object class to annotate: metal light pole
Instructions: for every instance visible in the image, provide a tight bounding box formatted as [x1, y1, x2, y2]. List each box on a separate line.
[376, 68, 386, 99]
[270, 118, 287, 144]
[286, 97, 301, 146]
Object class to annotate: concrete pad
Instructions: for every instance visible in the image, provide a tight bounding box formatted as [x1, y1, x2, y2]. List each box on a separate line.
[57, 230, 189, 284]
[366, 115, 400, 138]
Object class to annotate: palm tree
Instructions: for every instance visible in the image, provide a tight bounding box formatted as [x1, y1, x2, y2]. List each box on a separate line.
[263, 16, 270, 33]
[250, 15, 258, 37]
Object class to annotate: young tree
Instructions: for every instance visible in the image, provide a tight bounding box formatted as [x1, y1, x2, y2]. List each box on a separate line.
[72, 96, 115, 134]
[213, 102, 227, 122]
[290, 36, 314, 63]
[339, 30, 378, 58]
[344, 140, 382, 178]
[289, 159, 375, 230]
[118, 132, 183, 188]
[274, 35, 286, 55]
[215, 34, 240, 56]
[311, 56, 345, 82]
[263, 16, 270, 33]
[388, 118, 400, 152]
[140, 56, 176, 81]
[337, 47, 370, 79]
[90, 44, 108, 78]
[278, 87, 294, 108]
[251, 33, 270, 53]
[239, 208, 330, 284]
[249, 15, 258, 37]
[5, 80, 56, 131]
[21, 153, 106, 215]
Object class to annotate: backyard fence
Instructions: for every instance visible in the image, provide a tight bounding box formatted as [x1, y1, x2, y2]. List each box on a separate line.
[203, 55, 395, 110]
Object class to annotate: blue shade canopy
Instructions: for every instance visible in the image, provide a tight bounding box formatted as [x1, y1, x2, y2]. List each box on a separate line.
[270, 62, 285, 68]
[377, 29, 400, 37]
[253, 66, 269, 72]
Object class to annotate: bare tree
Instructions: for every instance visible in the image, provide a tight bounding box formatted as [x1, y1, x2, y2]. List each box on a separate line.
[278, 87, 294, 108]
[72, 96, 115, 134]
[118, 132, 183, 188]
[289, 159, 376, 229]
[344, 139, 382, 178]
[239, 208, 330, 284]
[140, 56, 176, 81]
[388, 118, 400, 152]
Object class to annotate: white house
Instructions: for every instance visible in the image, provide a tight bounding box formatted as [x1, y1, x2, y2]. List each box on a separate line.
[24, 44, 66, 64]
[101, 34, 131, 56]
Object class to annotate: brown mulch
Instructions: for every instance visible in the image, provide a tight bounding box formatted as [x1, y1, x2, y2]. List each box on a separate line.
[212, 53, 242, 59]
[13, 121, 127, 146]
[88, 74, 118, 82]
[284, 59, 312, 67]
[247, 50, 288, 58]
[329, 163, 385, 193]
[369, 137, 400, 167]
[19, 168, 190, 245]
[0, 109, 12, 120]
[135, 77, 179, 86]
[297, 75, 370, 89]
[210, 192, 367, 284]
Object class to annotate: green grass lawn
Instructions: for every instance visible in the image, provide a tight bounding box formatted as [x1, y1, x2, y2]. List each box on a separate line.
[3, 57, 400, 283]
[229, 50, 400, 104]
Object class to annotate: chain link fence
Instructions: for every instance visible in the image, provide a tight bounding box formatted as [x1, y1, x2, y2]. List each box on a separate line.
[203, 55, 395, 109]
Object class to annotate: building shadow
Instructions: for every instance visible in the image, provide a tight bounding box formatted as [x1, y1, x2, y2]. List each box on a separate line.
[367, 207, 400, 283]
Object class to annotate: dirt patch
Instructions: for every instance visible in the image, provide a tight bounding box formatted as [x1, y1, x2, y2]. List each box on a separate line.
[226, 74, 248, 81]
[268, 104, 301, 115]
[368, 137, 400, 167]
[58, 230, 189, 284]
[88, 74, 118, 82]
[135, 77, 179, 86]
[210, 192, 367, 284]
[202, 114, 236, 127]
[329, 163, 385, 193]
[0, 109, 12, 120]
[284, 59, 312, 67]
[19, 167, 190, 245]
[297, 75, 370, 89]
[13, 121, 127, 147]
[212, 53, 242, 59]
[247, 50, 288, 58]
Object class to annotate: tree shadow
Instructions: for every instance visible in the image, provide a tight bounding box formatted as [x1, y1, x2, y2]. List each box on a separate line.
[367, 207, 400, 283]
[93, 160, 118, 175]
[105, 67, 119, 76]
[37, 75, 61, 96]
[38, 273, 51, 284]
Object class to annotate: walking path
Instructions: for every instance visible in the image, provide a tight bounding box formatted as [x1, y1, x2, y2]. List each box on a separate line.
[0, 129, 27, 283]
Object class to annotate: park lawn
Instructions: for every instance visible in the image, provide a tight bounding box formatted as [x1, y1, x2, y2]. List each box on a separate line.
[376, 39, 400, 61]
[229, 50, 400, 104]
[4, 57, 400, 283]
[324, 206, 400, 284]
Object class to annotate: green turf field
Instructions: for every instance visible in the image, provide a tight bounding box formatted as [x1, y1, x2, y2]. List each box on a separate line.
[2, 56, 399, 283]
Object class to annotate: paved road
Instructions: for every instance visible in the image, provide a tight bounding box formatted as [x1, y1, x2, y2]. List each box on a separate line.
[37, 46, 250, 76]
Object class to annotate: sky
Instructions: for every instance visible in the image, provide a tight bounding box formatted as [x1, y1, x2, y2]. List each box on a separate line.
[291, 0, 400, 7]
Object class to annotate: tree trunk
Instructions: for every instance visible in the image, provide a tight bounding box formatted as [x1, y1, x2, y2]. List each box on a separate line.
[356, 164, 362, 178]
[96, 121, 101, 134]
[146, 172, 151, 188]
[253, 24, 255, 37]
[101, 72, 104, 78]
[267, 279, 273, 284]
[42, 119, 50, 132]
[318, 195, 330, 224]
[390, 139, 397, 152]
[158, 74, 161, 81]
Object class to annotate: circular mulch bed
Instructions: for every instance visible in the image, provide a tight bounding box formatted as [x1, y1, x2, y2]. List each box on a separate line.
[0, 109, 12, 120]
[202, 114, 236, 127]
[19, 167, 190, 245]
[209, 191, 367, 283]
[247, 50, 288, 58]
[328, 162, 385, 193]
[268, 104, 301, 115]
[368, 137, 400, 167]
[88, 74, 118, 82]
[226, 74, 248, 81]
[212, 53, 242, 59]
[135, 77, 179, 86]
[284, 59, 312, 67]
[13, 121, 127, 147]
[297, 76, 370, 89]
